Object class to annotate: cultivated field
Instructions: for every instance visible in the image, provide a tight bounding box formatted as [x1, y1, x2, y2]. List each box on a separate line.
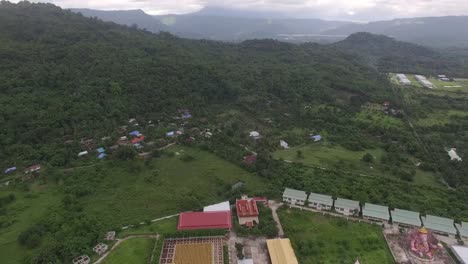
[159, 237, 224, 264]
[102, 237, 155, 264]
[279, 208, 394, 264]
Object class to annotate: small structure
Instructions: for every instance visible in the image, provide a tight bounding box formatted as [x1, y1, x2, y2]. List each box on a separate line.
[97, 153, 106, 159]
[204, 131, 213, 138]
[334, 198, 360, 216]
[280, 140, 289, 149]
[236, 197, 259, 227]
[129, 130, 141, 137]
[104, 231, 116, 241]
[72, 255, 90, 264]
[4, 167, 16, 174]
[310, 134, 321, 142]
[133, 143, 143, 149]
[24, 164, 41, 174]
[307, 192, 333, 210]
[456, 221, 468, 239]
[282, 188, 307, 206]
[78, 151, 88, 157]
[266, 238, 299, 264]
[451, 245, 468, 264]
[203, 201, 230, 212]
[448, 148, 462, 161]
[177, 211, 232, 230]
[93, 243, 108, 256]
[128, 118, 137, 123]
[421, 214, 457, 236]
[238, 259, 254, 264]
[396, 73, 411, 85]
[166, 131, 175, 137]
[96, 147, 105, 153]
[243, 154, 257, 165]
[131, 135, 145, 144]
[249, 131, 260, 139]
[391, 208, 421, 227]
[362, 203, 389, 222]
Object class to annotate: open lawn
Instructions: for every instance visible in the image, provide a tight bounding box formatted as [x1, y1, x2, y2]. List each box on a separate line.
[279, 208, 394, 264]
[0, 183, 62, 264]
[102, 237, 155, 264]
[79, 145, 268, 227]
[119, 217, 178, 237]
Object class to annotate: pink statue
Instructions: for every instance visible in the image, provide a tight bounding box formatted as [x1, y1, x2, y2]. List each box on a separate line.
[408, 227, 442, 260]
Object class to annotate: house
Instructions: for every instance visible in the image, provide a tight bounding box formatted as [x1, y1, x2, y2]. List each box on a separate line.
[4, 167, 16, 174]
[243, 154, 257, 165]
[334, 198, 360, 216]
[131, 135, 145, 144]
[280, 140, 289, 149]
[104, 231, 116, 241]
[362, 203, 390, 222]
[456, 222, 468, 238]
[249, 131, 260, 139]
[78, 151, 89, 157]
[282, 188, 307, 206]
[96, 147, 105, 153]
[166, 131, 175, 137]
[177, 211, 232, 230]
[129, 131, 141, 137]
[236, 197, 259, 227]
[72, 255, 90, 264]
[310, 134, 322, 142]
[24, 164, 41, 174]
[266, 238, 299, 264]
[391, 209, 421, 227]
[450, 245, 468, 264]
[448, 148, 462, 161]
[396, 74, 411, 85]
[203, 201, 230, 212]
[93, 243, 108, 255]
[308, 192, 333, 210]
[421, 214, 457, 236]
[97, 153, 107, 159]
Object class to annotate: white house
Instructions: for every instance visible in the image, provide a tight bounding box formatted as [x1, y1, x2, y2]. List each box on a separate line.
[282, 188, 308, 206]
[334, 198, 360, 216]
[362, 203, 390, 222]
[448, 148, 462, 161]
[308, 192, 333, 210]
[280, 140, 289, 149]
[249, 131, 260, 139]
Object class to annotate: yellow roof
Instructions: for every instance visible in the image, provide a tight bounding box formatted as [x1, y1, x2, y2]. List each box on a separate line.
[266, 238, 299, 264]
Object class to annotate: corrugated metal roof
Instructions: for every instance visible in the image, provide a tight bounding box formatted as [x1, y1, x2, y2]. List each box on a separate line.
[203, 201, 230, 212]
[460, 222, 468, 237]
[363, 203, 389, 220]
[266, 239, 298, 264]
[334, 198, 360, 210]
[283, 188, 307, 200]
[177, 211, 232, 230]
[451, 246, 468, 263]
[392, 209, 421, 226]
[308, 192, 333, 206]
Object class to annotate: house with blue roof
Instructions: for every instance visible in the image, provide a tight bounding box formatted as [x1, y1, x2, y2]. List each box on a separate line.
[96, 147, 106, 153]
[310, 134, 322, 142]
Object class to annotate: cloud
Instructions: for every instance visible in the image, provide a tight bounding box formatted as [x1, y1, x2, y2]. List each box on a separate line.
[8, 0, 468, 20]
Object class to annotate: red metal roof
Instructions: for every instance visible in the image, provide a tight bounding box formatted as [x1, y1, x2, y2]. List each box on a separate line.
[177, 211, 232, 230]
[236, 199, 259, 218]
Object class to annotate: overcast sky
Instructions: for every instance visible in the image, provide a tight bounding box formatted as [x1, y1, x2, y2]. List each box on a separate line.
[10, 0, 468, 21]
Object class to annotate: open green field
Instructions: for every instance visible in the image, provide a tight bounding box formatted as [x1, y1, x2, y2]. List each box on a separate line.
[415, 110, 468, 127]
[0, 183, 62, 264]
[355, 108, 404, 129]
[102, 237, 155, 264]
[428, 77, 468, 92]
[79, 145, 267, 227]
[279, 208, 394, 264]
[119, 217, 178, 238]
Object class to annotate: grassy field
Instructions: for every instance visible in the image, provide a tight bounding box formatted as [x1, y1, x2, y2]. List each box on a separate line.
[0, 183, 62, 264]
[355, 109, 404, 129]
[80, 145, 267, 227]
[119, 217, 178, 237]
[102, 237, 155, 264]
[415, 110, 468, 127]
[279, 208, 394, 264]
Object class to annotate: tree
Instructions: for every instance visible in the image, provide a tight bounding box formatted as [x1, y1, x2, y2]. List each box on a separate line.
[296, 150, 304, 159]
[361, 153, 373, 163]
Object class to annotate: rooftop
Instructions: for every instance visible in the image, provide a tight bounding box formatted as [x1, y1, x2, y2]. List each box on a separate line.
[203, 201, 230, 212]
[362, 203, 389, 220]
[391, 209, 421, 227]
[236, 199, 259, 217]
[283, 188, 307, 200]
[422, 215, 456, 234]
[334, 198, 360, 210]
[460, 222, 468, 237]
[451, 245, 468, 264]
[177, 211, 232, 230]
[266, 238, 299, 264]
[308, 192, 333, 206]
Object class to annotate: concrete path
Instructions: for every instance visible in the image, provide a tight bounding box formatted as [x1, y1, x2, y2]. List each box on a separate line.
[268, 200, 285, 237]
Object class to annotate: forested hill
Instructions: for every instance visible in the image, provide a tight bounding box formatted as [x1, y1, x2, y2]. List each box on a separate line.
[0, 1, 392, 169]
[333, 32, 468, 76]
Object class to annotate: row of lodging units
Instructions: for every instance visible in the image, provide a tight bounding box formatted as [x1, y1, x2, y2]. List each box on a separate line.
[396, 73, 411, 85]
[283, 188, 468, 238]
[415, 75, 434, 88]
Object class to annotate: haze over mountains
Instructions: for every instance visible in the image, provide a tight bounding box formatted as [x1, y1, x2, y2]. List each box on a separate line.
[72, 7, 468, 47]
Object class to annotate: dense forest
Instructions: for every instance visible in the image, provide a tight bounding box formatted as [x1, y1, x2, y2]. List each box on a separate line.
[0, 2, 467, 264]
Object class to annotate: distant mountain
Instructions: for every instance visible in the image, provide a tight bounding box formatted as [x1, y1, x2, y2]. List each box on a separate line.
[190, 6, 287, 18]
[333, 32, 467, 76]
[71, 8, 168, 32]
[324, 16, 468, 48]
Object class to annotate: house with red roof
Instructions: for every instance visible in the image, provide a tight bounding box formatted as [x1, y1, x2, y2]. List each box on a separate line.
[236, 197, 259, 227]
[177, 211, 232, 230]
[24, 164, 41, 174]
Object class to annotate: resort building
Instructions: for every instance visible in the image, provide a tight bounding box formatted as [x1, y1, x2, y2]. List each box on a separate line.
[391, 209, 421, 227]
[451, 245, 468, 264]
[334, 198, 360, 216]
[396, 74, 411, 85]
[307, 192, 333, 210]
[362, 203, 390, 222]
[266, 238, 299, 264]
[455, 222, 468, 239]
[177, 211, 232, 230]
[421, 214, 457, 236]
[236, 198, 259, 227]
[282, 188, 307, 206]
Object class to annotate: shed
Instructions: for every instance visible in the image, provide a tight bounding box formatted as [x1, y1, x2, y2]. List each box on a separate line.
[166, 131, 175, 137]
[391, 209, 421, 227]
[24, 165, 41, 173]
[282, 188, 307, 206]
[96, 147, 105, 153]
[97, 153, 106, 159]
[362, 203, 389, 221]
[78, 151, 88, 157]
[4, 167, 16, 174]
[280, 140, 289, 149]
[448, 148, 462, 161]
[266, 238, 299, 264]
[422, 215, 456, 235]
[334, 198, 360, 215]
[177, 211, 232, 230]
[308, 192, 333, 210]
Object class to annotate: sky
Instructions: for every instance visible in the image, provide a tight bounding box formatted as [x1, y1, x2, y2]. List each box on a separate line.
[10, 0, 468, 21]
